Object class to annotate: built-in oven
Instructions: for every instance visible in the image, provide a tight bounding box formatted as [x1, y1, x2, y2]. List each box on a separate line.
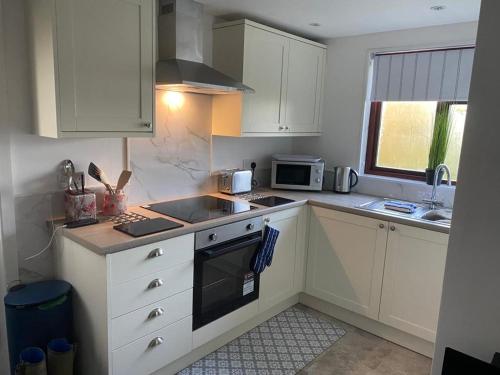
[193, 217, 263, 331]
[271, 154, 325, 191]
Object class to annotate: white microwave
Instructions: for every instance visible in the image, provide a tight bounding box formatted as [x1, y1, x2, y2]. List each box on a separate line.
[271, 154, 325, 191]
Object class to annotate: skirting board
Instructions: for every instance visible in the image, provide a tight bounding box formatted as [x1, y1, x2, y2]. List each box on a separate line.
[299, 293, 435, 358]
[152, 294, 300, 375]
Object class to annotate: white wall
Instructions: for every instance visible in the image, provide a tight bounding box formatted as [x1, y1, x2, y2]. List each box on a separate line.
[293, 21, 477, 202]
[432, 1, 500, 373]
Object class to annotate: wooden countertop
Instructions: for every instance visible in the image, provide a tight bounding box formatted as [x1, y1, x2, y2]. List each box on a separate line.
[62, 190, 450, 255]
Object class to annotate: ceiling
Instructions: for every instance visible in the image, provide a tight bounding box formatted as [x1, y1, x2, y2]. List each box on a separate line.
[198, 0, 481, 40]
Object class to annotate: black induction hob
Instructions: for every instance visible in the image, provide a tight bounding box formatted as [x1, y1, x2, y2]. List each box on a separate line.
[249, 196, 295, 207]
[143, 195, 257, 224]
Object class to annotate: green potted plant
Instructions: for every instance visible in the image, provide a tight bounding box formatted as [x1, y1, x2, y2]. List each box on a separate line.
[426, 103, 453, 185]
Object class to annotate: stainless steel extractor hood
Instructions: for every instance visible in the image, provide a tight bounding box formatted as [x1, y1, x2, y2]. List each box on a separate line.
[156, 0, 254, 94]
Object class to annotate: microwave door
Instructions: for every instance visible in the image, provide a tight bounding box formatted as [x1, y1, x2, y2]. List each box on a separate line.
[274, 163, 312, 187]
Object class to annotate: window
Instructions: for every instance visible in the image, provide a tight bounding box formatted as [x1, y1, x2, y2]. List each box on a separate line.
[365, 47, 474, 182]
[365, 101, 467, 181]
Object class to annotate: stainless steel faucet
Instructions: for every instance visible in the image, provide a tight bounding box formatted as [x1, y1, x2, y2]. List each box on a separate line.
[423, 164, 452, 209]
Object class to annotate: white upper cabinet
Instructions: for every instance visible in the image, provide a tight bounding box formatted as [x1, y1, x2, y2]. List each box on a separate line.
[212, 19, 326, 137]
[284, 39, 325, 133]
[26, 0, 155, 138]
[379, 223, 448, 342]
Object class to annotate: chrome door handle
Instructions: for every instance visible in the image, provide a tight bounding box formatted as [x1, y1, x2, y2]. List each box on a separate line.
[148, 307, 164, 319]
[148, 336, 164, 349]
[147, 248, 164, 259]
[147, 278, 164, 289]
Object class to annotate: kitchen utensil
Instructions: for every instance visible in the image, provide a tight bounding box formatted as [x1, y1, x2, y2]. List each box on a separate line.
[88, 162, 114, 195]
[62, 160, 79, 192]
[333, 166, 359, 194]
[218, 169, 252, 194]
[115, 170, 132, 192]
[102, 190, 127, 216]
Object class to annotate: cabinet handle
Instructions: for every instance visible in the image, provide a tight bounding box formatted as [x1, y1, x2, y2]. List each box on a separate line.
[285, 126, 289, 130]
[264, 217, 270, 224]
[147, 278, 164, 289]
[278, 126, 285, 130]
[147, 248, 164, 259]
[390, 225, 396, 231]
[143, 122, 153, 129]
[148, 307, 164, 320]
[379, 223, 385, 229]
[148, 336, 164, 349]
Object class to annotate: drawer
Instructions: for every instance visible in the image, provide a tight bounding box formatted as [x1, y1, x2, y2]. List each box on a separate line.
[111, 261, 193, 318]
[111, 289, 193, 349]
[108, 233, 194, 285]
[112, 316, 192, 375]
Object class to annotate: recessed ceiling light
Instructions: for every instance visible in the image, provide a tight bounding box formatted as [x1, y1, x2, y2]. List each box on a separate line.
[430, 5, 446, 11]
[309, 22, 321, 27]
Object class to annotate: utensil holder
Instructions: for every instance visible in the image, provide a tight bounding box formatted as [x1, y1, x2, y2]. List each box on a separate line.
[64, 190, 97, 222]
[102, 190, 127, 216]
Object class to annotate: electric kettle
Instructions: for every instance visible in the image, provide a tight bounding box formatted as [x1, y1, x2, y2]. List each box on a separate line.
[333, 167, 359, 193]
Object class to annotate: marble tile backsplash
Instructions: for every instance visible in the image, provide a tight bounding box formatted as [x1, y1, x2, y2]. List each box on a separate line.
[128, 92, 216, 205]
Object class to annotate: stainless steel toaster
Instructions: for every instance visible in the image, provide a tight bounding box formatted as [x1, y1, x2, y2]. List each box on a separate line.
[218, 169, 252, 194]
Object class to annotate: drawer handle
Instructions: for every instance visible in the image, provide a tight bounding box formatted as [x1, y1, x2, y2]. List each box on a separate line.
[147, 278, 164, 289]
[148, 336, 164, 349]
[148, 307, 164, 319]
[147, 248, 164, 259]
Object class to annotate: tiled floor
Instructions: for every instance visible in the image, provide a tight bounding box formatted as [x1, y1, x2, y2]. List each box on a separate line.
[296, 305, 432, 375]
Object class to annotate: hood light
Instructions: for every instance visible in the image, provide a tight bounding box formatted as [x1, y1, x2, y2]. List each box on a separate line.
[162, 91, 185, 111]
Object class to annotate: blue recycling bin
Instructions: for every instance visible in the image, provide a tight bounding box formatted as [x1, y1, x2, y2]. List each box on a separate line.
[4, 280, 73, 374]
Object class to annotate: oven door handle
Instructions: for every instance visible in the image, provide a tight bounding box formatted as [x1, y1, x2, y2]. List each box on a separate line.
[200, 235, 261, 259]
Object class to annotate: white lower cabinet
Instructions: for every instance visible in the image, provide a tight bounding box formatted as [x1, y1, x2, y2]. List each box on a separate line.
[112, 316, 192, 375]
[305, 207, 387, 319]
[379, 223, 448, 342]
[259, 207, 307, 312]
[56, 234, 195, 375]
[305, 207, 449, 343]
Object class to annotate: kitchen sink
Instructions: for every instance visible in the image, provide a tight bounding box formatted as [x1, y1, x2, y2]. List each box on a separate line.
[358, 199, 452, 226]
[418, 209, 452, 224]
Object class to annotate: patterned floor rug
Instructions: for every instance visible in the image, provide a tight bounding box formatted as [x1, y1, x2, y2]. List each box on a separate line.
[178, 305, 346, 375]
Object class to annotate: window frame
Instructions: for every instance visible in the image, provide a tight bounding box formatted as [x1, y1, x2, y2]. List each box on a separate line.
[364, 100, 466, 182]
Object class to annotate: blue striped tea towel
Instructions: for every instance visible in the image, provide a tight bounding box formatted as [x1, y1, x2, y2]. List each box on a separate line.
[384, 200, 417, 214]
[252, 226, 280, 274]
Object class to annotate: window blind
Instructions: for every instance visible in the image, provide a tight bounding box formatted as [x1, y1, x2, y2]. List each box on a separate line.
[371, 47, 475, 102]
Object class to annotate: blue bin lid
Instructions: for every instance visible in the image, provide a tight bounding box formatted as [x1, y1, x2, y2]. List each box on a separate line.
[4, 280, 72, 307]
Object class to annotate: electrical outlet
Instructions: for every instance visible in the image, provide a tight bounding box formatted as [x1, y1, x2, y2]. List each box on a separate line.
[243, 158, 271, 170]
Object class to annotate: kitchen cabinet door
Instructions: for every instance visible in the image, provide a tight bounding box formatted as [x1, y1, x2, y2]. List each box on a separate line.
[284, 40, 326, 133]
[379, 223, 448, 342]
[27, 0, 154, 137]
[306, 207, 388, 319]
[56, 0, 154, 134]
[241, 26, 289, 133]
[259, 207, 307, 312]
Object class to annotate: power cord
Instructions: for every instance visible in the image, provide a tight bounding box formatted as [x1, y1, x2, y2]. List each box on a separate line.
[24, 225, 67, 261]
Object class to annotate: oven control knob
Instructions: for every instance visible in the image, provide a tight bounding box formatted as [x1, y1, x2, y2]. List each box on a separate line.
[209, 233, 217, 241]
[315, 178, 321, 183]
[246, 223, 255, 231]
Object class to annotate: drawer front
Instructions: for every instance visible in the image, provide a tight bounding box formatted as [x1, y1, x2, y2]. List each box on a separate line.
[111, 261, 193, 318]
[112, 289, 193, 350]
[109, 233, 194, 285]
[112, 316, 192, 375]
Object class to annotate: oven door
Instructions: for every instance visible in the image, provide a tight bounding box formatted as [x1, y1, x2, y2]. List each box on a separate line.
[193, 232, 261, 330]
